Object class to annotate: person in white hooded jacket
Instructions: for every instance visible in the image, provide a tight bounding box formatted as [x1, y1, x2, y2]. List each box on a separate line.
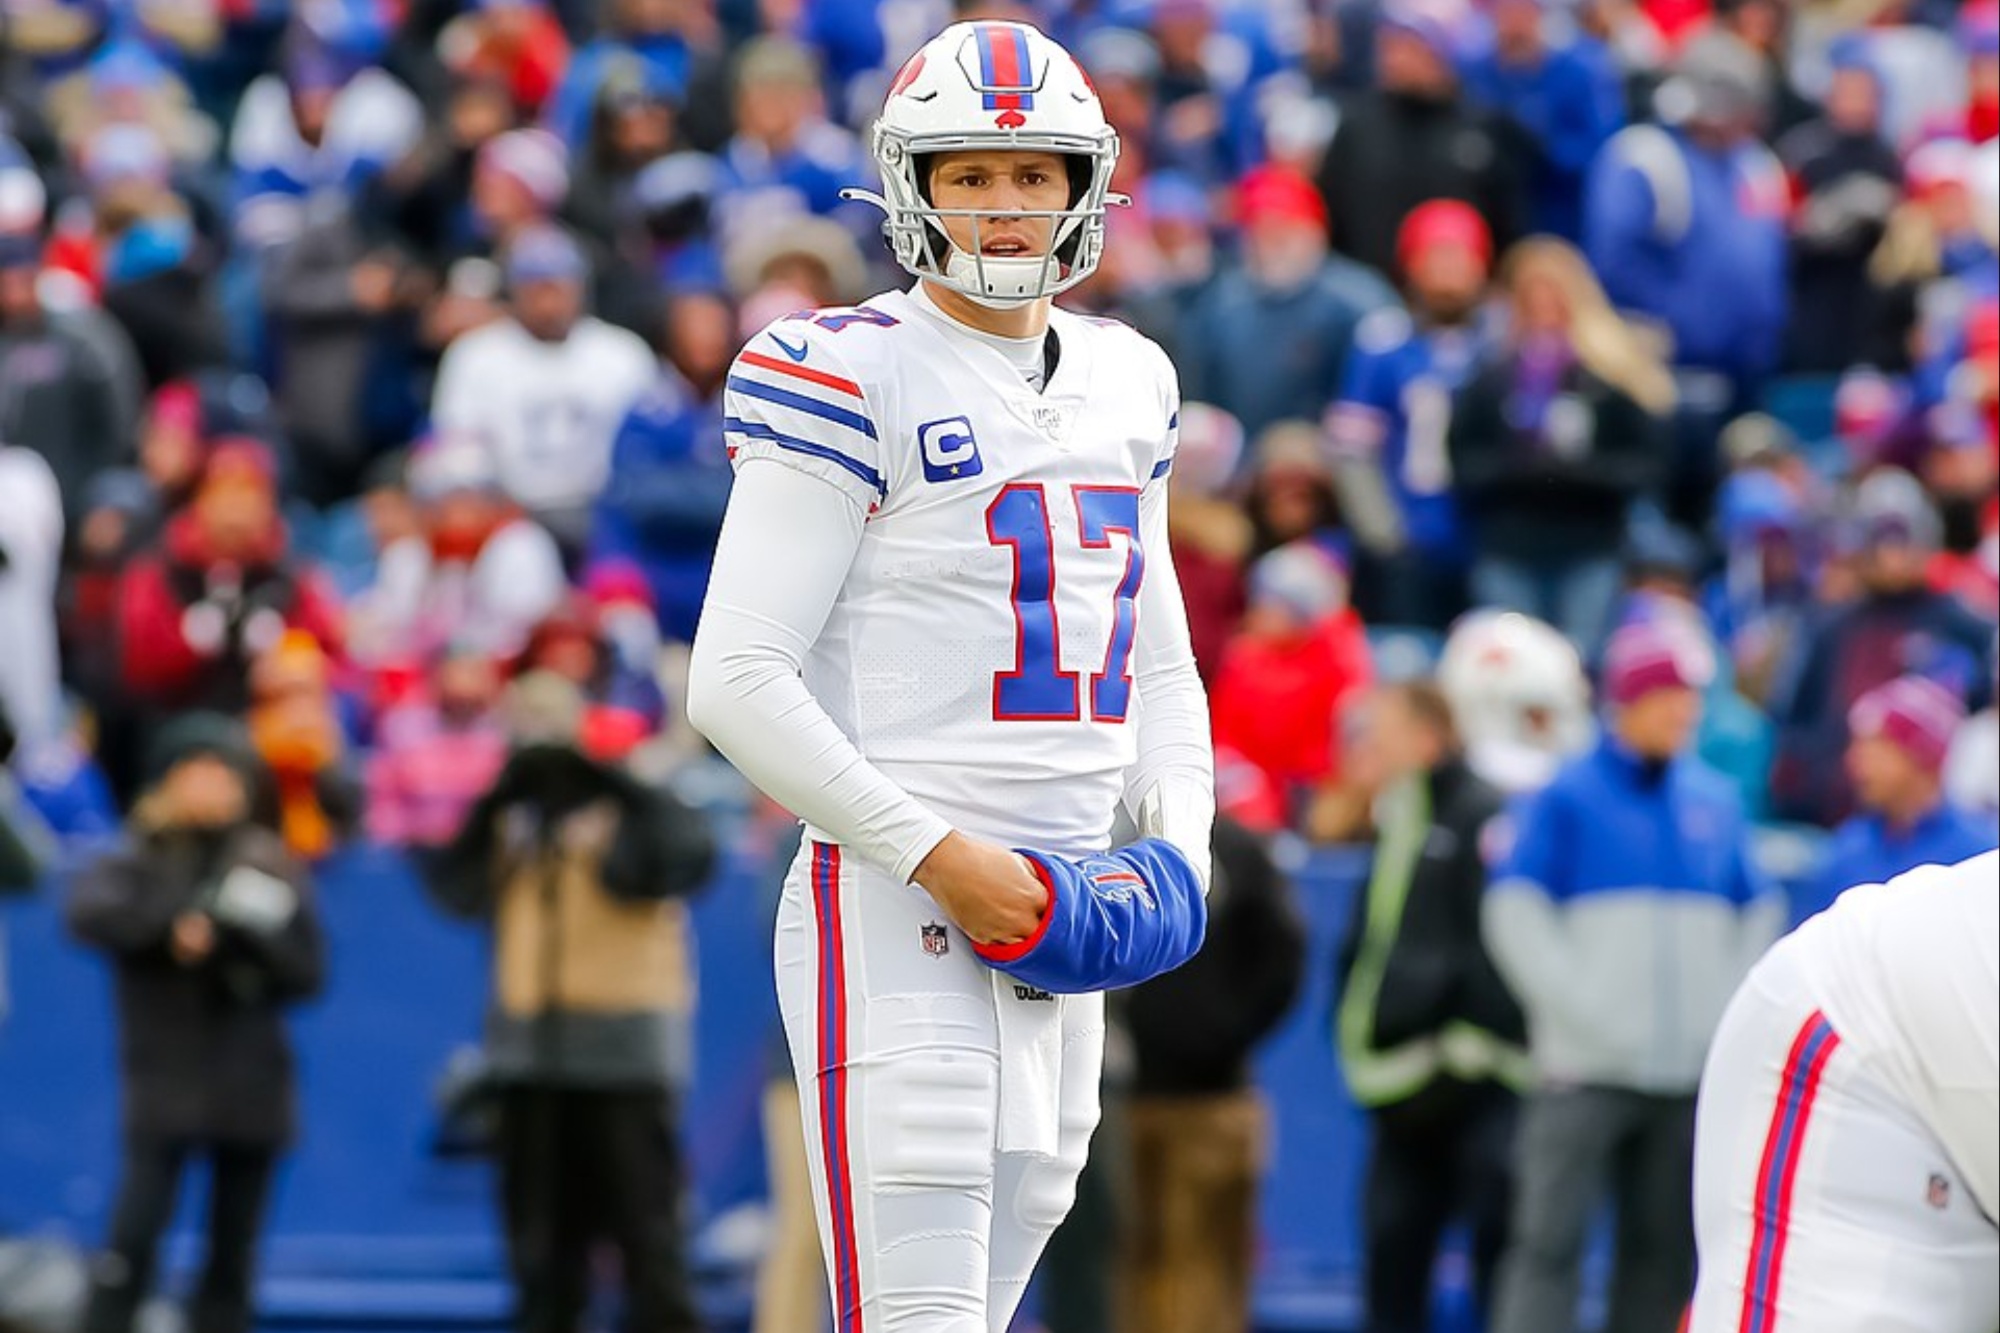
[0, 441, 63, 751]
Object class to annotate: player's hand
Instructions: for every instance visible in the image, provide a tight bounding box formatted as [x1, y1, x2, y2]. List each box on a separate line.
[912, 832, 1050, 947]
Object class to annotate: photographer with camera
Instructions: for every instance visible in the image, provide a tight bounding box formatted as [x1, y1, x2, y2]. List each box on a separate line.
[65, 714, 325, 1333]
[424, 671, 715, 1333]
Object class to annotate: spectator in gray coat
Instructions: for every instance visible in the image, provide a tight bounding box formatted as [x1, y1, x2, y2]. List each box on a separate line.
[0, 233, 144, 518]
[263, 193, 423, 507]
[1181, 164, 1396, 442]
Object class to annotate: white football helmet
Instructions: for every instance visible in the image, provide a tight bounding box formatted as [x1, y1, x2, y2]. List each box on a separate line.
[1438, 611, 1595, 794]
[845, 21, 1122, 309]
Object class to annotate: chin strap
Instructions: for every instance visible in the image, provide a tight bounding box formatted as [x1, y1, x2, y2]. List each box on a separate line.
[840, 186, 1134, 310]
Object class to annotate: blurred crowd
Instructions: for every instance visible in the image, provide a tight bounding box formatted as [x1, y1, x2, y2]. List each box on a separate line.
[0, 0, 1996, 1328]
[0, 0, 1991, 855]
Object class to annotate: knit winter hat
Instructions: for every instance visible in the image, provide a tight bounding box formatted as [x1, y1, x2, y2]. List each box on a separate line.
[478, 129, 570, 213]
[144, 712, 264, 791]
[1248, 541, 1350, 624]
[504, 223, 587, 286]
[1602, 616, 1715, 706]
[1397, 198, 1492, 274]
[1851, 468, 1942, 553]
[1658, 30, 1769, 128]
[1848, 674, 1966, 772]
[1379, 0, 1471, 66]
[1236, 165, 1328, 232]
[1170, 402, 1247, 497]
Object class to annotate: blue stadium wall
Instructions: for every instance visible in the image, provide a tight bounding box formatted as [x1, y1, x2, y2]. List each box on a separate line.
[0, 830, 1457, 1331]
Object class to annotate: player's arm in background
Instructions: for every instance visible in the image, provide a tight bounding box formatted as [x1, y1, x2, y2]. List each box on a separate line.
[1121, 360, 1217, 891]
[684, 323, 954, 883]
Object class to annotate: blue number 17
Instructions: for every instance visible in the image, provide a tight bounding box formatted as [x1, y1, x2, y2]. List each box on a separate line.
[986, 483, 1144, 723]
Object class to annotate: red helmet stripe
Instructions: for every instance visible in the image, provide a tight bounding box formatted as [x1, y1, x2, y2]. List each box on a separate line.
[888, 49, 926, 98]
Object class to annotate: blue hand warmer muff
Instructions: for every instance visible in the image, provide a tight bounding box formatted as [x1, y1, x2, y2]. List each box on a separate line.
[970, 838, 1208, 993]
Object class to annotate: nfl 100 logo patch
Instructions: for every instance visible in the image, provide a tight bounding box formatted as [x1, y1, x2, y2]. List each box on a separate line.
[920, 921, 951, 958]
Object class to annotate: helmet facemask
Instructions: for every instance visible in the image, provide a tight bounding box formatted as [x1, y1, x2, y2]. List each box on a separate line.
[848, 125, 1121, 310]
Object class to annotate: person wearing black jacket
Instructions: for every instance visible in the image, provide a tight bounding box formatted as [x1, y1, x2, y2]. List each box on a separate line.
[1774, 52, 1902, 375]
[0, 231, 143, 521]
[424, 671, 715, 1333]
[1120, 816, 1306, 1333]
[67, 714, 325, 1333]
[1448, 237, 1673, 653]
[1336, 681, 1527, 1333]
[1313, 2, 1526, 282]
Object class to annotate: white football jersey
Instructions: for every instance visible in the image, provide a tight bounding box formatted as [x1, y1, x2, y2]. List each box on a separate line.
[430, 316, 657, 514]
[721, 288, 1181, 858]
[1789, 851, 2000, 1219]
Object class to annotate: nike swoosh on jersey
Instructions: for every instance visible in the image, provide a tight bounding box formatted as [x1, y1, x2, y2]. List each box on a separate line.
[769, 333, 811, 362]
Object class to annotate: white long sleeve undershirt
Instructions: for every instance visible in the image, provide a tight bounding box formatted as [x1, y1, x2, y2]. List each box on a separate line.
[686, 457, 1215, 888]
[685, 459, 953, 883]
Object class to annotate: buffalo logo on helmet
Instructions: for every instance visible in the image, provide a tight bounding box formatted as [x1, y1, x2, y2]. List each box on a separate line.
[888, 50, 926, 98]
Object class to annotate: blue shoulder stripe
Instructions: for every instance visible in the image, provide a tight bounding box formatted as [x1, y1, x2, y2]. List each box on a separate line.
[727, 376, 878, 441]
[724, 418, 886, 496]
[1149, 457, 1173, 480]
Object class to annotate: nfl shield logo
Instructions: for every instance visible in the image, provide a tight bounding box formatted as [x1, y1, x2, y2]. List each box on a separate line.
[1927, 1173, 1951, 1210]
[921, 922, 951, 958]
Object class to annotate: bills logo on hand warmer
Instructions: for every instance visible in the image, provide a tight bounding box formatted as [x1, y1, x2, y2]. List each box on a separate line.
[971, 838, 1207, 993]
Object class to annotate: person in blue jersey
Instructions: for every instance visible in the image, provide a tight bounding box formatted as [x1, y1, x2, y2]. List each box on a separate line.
[1462, 0, 1626, 241]
[1583, 30, 1788, 523]
[712, 36, 875, 242]
[1793, 675, 1998, 926]
[589, 289, 735, 645]
[226, 15, 422, 252]
[543, 0, 730, 154]
[1483, 616, 1783, 1333]
[1329, 199, 1495, 631]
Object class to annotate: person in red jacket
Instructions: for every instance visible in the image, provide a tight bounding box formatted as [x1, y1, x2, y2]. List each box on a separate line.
[116, 441, 343, 727]
[438, 0, 572, 117]
[1210, 540, 1375, 824]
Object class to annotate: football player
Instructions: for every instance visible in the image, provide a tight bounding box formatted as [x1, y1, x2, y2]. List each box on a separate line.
[685, 19, 1214, 1332]
[1687, 851, 1998, 1332]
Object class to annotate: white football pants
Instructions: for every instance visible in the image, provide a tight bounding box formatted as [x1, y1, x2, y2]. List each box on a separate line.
[775, 840, 1104, 1333]
[1688, 943, 1999, 1333]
